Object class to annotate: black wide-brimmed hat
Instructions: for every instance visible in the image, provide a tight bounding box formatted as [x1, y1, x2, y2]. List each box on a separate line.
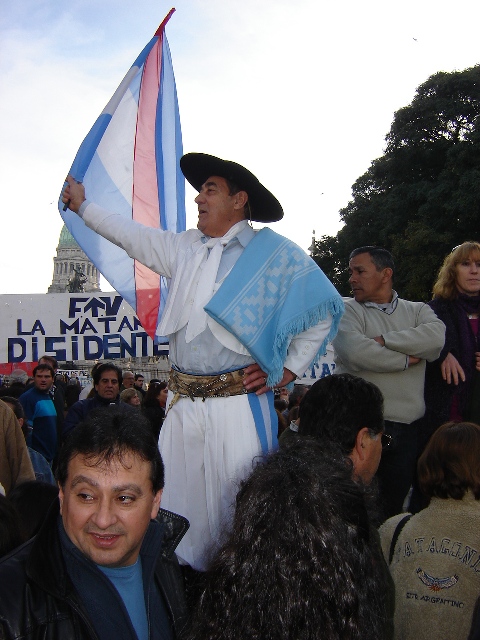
[180, 153, 284, 223]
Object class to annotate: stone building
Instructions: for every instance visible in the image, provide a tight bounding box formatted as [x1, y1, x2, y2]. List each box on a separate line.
[48, 225, 100, 293]
[46, 225, 169, 383]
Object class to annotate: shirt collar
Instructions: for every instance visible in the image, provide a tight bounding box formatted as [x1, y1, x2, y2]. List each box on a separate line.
[364, 290, 399, 315]
[235, 221, 255, 248]
[201, 219, 253, 248]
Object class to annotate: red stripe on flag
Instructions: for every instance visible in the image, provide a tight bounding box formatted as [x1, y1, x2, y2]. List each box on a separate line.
[154, 8, 175, 36]
[132, 36, 163, 338]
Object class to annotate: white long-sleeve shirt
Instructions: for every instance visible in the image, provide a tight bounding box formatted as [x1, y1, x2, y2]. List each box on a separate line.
[79, 202, 331, 376]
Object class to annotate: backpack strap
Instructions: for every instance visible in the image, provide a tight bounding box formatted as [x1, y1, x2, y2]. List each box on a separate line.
[389, 514, 412, 564]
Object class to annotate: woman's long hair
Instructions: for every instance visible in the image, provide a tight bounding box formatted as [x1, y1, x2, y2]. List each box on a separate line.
[186, 438, 388, 640]
[432, 241, 480, 300]
[143, 380, 167, 407]
[418, 421, 480, 500]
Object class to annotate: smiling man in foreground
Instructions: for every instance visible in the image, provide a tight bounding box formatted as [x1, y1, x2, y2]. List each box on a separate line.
[62, 152, 343, 571]
[0, 409, 189, 640]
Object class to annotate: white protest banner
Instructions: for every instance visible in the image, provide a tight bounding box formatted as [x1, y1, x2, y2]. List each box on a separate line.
[298, 342, 336, 385]
[0, 292, 168, 374]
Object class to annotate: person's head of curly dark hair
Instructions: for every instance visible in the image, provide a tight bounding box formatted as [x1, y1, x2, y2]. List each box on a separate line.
[185, 437, 389, 640]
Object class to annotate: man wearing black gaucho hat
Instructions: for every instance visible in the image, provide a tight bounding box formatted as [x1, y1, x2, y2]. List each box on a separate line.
[62, 153, 343, 571]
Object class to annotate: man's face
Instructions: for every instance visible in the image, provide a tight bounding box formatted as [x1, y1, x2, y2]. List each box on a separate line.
[95, 370, 120, 400]
[34, 368, 54, 393]
[122, 373, 135, 389]
[134, 377, 144, 389]
[348, 253, 391, 304]
[59, 452, 162, 568]
[195, 175, 246, 238]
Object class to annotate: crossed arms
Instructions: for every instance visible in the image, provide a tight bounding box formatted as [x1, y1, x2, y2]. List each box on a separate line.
[333, 300, 445, 373]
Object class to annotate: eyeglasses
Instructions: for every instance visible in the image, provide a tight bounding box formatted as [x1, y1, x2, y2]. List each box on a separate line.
[381, 433, 392, 450]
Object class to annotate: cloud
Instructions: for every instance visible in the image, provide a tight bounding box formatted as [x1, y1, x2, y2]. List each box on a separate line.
[2, 0, 480, 294]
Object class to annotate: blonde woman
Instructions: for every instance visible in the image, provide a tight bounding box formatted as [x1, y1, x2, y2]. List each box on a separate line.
[423, 242, 480, 444]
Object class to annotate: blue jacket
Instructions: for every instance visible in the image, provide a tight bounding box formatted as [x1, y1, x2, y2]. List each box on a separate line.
[19, 387, 57, 463]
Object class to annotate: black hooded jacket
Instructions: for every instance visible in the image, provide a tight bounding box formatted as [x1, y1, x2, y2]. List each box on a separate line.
[0, 502, 189, 640]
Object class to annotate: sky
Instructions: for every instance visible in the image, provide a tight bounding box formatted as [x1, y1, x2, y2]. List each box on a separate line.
[1, 0, 480, 295]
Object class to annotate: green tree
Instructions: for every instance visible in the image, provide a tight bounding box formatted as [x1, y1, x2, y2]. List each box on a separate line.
[311, 235, 344, 289]
[312, 65, 480, 301]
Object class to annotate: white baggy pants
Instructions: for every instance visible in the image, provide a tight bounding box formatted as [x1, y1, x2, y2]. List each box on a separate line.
[159, 390, 274, 571]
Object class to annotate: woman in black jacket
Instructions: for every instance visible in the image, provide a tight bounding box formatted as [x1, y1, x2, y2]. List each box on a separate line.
[142, 381, 168, 441]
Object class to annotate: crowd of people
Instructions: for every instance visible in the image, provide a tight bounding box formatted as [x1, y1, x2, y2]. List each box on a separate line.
[0, 147, 479, 639]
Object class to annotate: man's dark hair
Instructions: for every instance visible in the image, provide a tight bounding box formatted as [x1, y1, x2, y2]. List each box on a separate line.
[224, 177, 242, 196]
[39, 355, 58, 371]
[349, 246, 395, 275]
[92, 363, 122, 386]
[2, 396, 28, 439]
[185, 438, 388, 640]
[56, 408, 164, 493]
[134, 373, 144, 381]
[33, 364, 54, 378]
[224, 177, 250, 219]
[298, 374, 384, 455]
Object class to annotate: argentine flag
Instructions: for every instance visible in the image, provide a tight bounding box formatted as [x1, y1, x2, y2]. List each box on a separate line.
[60, 9, 185, 340]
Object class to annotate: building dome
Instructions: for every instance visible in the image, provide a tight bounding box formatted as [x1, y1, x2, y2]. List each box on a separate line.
[48, 225, 101, 294]
[58, 225, 80, 249]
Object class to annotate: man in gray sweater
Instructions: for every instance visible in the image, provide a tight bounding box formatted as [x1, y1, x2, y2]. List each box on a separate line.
[333, 246, 445, 519]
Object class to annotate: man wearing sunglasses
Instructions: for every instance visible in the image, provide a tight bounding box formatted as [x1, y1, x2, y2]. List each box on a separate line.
[293, 373, 387, 485]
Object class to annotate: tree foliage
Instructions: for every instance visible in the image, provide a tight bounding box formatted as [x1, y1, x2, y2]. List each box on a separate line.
[312, 65, 480, 301]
